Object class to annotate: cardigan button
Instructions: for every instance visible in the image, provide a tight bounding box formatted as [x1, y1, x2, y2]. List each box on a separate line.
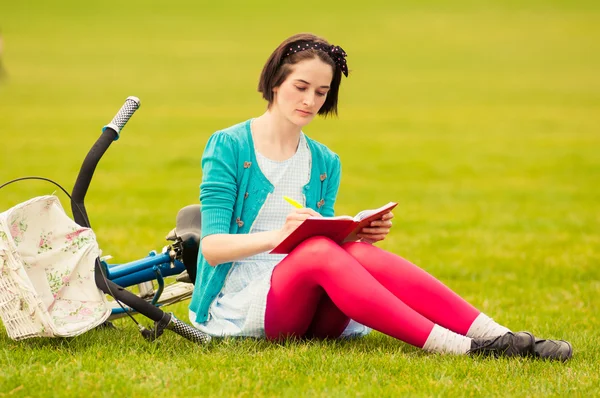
[243, 161, 252, 169]
[236, 217, 244, 227]
[317, 199, 325, 208]
[320, 173, 327, 181]
[244, 192, 249, 199]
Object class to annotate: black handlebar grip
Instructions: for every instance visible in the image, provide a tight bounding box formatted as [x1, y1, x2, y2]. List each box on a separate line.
[166, 314, 212, 345]
[102, 96, 141, 140]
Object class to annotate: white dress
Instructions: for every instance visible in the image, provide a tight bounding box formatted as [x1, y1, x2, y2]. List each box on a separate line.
[190, 133, 370, 338]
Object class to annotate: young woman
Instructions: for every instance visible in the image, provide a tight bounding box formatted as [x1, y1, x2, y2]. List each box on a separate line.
[188, 33, 572, 361]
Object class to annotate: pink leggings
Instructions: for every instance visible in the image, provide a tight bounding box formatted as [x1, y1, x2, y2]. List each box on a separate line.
[264, 237, 480, 348]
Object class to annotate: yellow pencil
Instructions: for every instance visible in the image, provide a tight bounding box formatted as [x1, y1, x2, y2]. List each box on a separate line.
[283, 196, 303, 209]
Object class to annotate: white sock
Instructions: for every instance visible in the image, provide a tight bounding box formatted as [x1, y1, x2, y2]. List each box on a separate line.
[466, 313, 511, 339]
[422, 324, 472, 355]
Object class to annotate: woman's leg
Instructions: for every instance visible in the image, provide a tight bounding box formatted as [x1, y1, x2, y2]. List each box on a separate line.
[265, 236, 466, 351]
[341, 242, 509, 337]
[305, 295, 351, 339]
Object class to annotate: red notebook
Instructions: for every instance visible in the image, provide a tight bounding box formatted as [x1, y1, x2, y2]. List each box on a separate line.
[270, 202, 398, 254]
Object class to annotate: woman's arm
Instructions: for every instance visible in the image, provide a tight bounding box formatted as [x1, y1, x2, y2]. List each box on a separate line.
[202, 208, 321, 266]
[199, 132, 238, 238]
[201, 231, 278, 267]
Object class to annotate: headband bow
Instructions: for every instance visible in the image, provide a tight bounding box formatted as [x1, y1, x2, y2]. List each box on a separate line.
[284, 42, 349, 77]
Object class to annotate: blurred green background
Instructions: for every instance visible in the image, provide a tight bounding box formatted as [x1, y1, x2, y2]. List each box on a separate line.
[1, 0, 599, 396]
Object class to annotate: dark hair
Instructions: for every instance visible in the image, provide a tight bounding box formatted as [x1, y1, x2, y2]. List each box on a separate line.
[258, 33, 346, 116]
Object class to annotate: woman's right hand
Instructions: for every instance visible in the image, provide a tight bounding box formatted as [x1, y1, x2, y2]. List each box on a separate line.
[274, 208, 322, 246]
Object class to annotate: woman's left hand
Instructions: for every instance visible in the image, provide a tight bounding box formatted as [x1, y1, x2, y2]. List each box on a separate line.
[356, 211, 394, 244]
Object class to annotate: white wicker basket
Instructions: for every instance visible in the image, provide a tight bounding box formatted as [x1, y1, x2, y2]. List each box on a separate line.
[0, 196, 110, 340]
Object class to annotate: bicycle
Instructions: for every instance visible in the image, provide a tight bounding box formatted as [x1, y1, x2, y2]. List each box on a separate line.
[0, 97, 209, 345]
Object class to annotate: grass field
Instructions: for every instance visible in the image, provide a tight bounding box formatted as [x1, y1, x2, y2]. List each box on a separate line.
[1, 0, 599, 396]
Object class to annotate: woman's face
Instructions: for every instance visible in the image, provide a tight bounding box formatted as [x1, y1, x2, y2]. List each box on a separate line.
[273, 57, 333, 127]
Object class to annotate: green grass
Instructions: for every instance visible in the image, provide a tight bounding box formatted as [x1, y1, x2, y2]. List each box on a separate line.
[1, 0, 599, 396]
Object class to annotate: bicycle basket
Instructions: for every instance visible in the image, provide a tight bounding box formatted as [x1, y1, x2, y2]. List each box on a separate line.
[0, 195, 110, 340]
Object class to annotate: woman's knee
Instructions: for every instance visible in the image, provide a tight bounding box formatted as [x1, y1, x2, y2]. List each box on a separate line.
[341, 241, 389, 273]
[294, 236, 340, 257]
[291, 236, 352, 273]
[341, 241, 373, 259]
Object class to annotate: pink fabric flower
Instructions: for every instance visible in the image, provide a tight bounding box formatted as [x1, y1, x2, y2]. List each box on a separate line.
[79, 307, 93, 316]
[66, 229, 85, 241]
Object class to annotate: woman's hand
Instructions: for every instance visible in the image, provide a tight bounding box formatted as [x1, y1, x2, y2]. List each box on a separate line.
[275, 208, 322, 246]
[356, 211, 394, 244]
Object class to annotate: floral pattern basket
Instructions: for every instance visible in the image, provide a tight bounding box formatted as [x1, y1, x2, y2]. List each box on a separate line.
[0, 195, 110, 340]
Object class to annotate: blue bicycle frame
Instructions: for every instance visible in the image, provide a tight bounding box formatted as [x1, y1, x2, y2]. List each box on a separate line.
[102, 250, 187, 314]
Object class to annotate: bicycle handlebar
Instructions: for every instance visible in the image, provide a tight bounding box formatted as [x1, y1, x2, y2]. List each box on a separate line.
[69, 97, 211, 345]
[102, 96, 141, 140]
[71, 97, 141, 228]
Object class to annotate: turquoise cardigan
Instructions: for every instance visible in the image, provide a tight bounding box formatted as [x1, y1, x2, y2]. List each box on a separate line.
[189, 119, 342, 323]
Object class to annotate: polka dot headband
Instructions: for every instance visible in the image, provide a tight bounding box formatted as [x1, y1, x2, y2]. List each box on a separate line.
[284, 41, 349, 77]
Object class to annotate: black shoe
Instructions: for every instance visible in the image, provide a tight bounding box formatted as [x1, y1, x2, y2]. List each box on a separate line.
[469, 331, 535, 358]
[533, 338, 572, 362]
